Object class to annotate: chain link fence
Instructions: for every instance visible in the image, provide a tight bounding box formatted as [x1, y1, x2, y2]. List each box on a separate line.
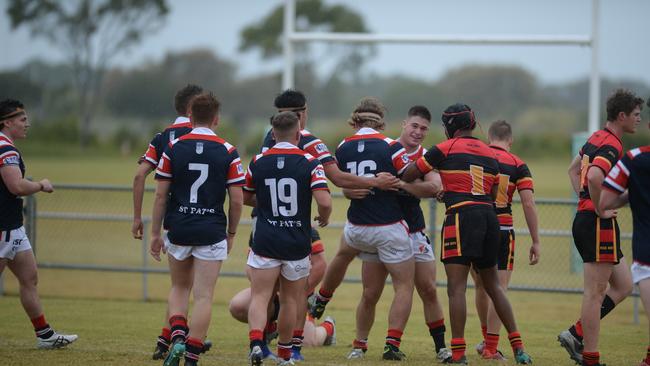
[0, 183, 640, 322]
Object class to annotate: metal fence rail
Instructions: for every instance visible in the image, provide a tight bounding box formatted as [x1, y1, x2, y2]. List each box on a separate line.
[0, 183, 640, 324]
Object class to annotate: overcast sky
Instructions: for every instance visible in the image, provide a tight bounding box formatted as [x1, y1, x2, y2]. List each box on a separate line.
[1, 0, 648, 85]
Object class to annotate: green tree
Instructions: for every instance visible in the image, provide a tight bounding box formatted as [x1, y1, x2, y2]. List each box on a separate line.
[240, 0, 374, 83]
[6, 0, 169, 147]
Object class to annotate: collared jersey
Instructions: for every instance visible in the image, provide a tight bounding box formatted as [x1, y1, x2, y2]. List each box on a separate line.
[245, 142, 329, 260]
[261, 129, 336, 166]
[602, 146, 650, 264]
[490, 145, 534, 227]
[336, 127, 409, 225]
[416, 136, 499, 212]
[140, 116, 193, 167]
[0, 132, 25, 230]
[155, 127, 245, 246]
[577, 127, 623, 212]
[396, 144, 427, 232]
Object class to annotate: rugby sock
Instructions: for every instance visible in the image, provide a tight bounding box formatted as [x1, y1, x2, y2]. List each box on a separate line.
[600, 294, 616, 318]
[427, 319, 446, 352]
[249, 329, 265, 349]
[169, 315, 188, 343]
[385, 329, 403, 348]
[582, 351, 600, 365]
[569, 320, 584, 342]
[353, 338, 368, 351]
[317, 288, 333, 303]
[31, 314, 54, 339]
[508, 331, 523, 352]
[263, 320, 277, 342]
[450, 338, 466, 360]
[481, 324, 488, 341]
[157, 327, 171, 352]
[320, 319, 335, 337]
[184, 337, 203, 364]
[485, 333, 500, 354]
[292, 329, 304, 353]
[277, 342, 292, 361]
[645, 345, 650, 364]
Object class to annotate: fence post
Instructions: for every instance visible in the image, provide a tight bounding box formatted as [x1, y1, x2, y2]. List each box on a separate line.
[570, 133, 588, 274]
[142, 221, 149, 302]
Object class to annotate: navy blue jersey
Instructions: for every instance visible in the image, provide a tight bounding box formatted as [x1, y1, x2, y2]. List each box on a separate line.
[0, 133, 25, 230]
[261, 129, 336, 166]
[245, 142, 329, 260]
[155, 127, 245, 246]
[603, 146, 650, 264]
[336, 127, 410, 225]
[396, 144, 427, 232]
[140, 116, 193, 167]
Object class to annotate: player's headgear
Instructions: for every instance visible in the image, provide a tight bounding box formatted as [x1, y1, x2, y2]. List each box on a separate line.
[441, 103, 476, 139]
[0, 99, 25, 129]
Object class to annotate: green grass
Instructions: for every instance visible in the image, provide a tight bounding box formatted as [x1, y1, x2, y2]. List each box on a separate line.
[0, 155, 644, 364]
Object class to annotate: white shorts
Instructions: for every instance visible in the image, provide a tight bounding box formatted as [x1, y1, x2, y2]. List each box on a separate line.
[164, 234, 227, 261]
[344, 220, 412, 264]
[246, 250, 310, 281]
[631, 261, 650, 284]
[0, 227, 32, 260]
[358, 230, 433, 263]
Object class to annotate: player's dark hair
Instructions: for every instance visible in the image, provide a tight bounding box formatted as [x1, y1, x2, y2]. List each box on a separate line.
[274, 89, 307, 111]
[606, 89, 644, 122]
[189, 93, 220, 125]
[348, 97, 386, 130]
[441, 103, 476, 138]
[175, 84, 204, 116]
[407, 105, 431, 122]
[0, 99, 25, 129]
[488, 120, 512, 141]
[271, 111, 299, 140]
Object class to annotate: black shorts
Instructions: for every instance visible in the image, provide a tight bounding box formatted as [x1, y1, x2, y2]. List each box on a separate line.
[572, 211, 623, 264]
[497, 229, 516, 271]
[440, 204, 499, 269]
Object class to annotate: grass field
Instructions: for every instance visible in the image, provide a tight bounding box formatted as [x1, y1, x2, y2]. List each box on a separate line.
[0, 155, 646, 365]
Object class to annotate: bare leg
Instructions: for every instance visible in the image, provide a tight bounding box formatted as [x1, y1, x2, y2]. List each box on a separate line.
[486, 270, 513, 334]
[278, 275, 308, 347]
[477, 266, 518, 333]
[415, 260, 444, 324]
[444, 263, 470, 338]
[356, 261, 388, 341]
[8, 250, 43, 318]
[318, 235, 360, 294]
[470, 269, 489, 330]
[248, 267, 281, 333]
[638, 278, 650, 355]
[166, 255, 194, 318]
[186, 258, 222, 340]
[606, 257, 633, 304]
[384, 258, 415, 332]
[581, 262, 613, 352]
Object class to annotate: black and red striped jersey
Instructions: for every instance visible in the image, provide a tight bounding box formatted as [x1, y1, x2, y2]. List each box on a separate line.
[489, 145, 534, 227]
[245, 142, 329, 260]
[577, 128, 623, 212]
[0, 132, 25, 230]
[261, 129, 336, 166]
[603, 146, 650, 264]
[155, 127, 245, 246]
[416, 136, 499, 211]
[336, 127, 409, 225]
[396, 144, 427, 232]
[140, 116, 193, 167]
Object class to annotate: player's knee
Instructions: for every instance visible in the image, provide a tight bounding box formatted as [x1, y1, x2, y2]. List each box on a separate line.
[416, 282, 438, 303]
[18, 270, 38, 289]
[361, 287, 382, 305]
[228, 298, 248, 322]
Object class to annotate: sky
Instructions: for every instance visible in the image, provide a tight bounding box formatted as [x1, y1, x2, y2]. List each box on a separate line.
[1, 0, 649, 85]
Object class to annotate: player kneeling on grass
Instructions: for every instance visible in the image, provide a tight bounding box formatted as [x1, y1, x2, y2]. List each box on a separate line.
[402, 103, 532, 365]
[150, 92, 244, 366]
[599, 101, 650, 366]
[0, 99, 77, 349]
[244, 111, 332, 366]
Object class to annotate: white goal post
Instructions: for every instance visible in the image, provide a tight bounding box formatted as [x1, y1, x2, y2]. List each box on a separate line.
[282, 0, 601, 133]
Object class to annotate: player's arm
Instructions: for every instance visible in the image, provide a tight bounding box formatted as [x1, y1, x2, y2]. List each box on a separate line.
[586, 166, 608, 216]
[132, 162, 155, 239]
[519, 189, 541, 265]
[599, 157, 631, 212]
[398, 170, 441, 198]
[227, 186, 244, 253]
[324, 163, 398, 190]
[0, 165, 52, 195]
[313, 190, 332, 227]
[150, 179, 170, 262]
[402, 146, 442, 183]
[567, 155, 582, 194]
[342, 188, 372, 200]
[599, 189, 629, 212]
[243, 191, 256, 207]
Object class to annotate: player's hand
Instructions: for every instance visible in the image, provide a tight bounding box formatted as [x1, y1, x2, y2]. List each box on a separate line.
[374, 172, 400, 191]
[314, 216, 329, 227]
[150, 235, 163, 261]
[39, 179, 54, 193]
[132, 218, 143, 239]
[529, 242, 540, 265]
[346, 189, 372, 199]
[435, 190, 445, 202]
[226, 232, 235, 254]
[599, 209, 618, 219]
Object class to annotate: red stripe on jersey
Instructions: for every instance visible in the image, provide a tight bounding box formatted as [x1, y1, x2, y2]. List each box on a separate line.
[516, 177, 534, 191]
[156, 154, 172, 177]
[178, 134, 225, 144]
[392, 149, 409, 174]
[416, 157, 433, 174]
[440, 170, 496, 195]
[264, 148, 306, 156]
[227, 160, 245, 184]
[343, 133, 385, 142]
[165, 122, 192, 130]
